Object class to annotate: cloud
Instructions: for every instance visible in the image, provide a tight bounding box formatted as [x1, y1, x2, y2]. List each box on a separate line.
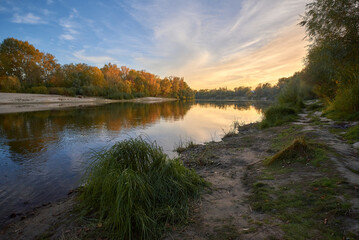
[73, 50, 114, 66]
[12, 13, 47, 24]
[185, 25, 307, 89]
[119, 0, 311, 88]
[58, 8, 79, 41]
[59, 34, 74, 40]
[47, 0, 54, 4]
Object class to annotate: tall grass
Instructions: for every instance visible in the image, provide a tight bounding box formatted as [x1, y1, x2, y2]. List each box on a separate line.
[260, 105, 297, 128]
[80, 137, 207, 239]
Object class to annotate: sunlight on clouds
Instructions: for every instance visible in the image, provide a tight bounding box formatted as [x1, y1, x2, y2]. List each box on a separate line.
[125, 0, 311, 89]
[186, 25, 307, 89]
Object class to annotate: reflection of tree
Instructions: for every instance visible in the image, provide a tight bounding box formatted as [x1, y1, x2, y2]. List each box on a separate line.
[195, 101, 270, 112]
[0, 101, 192, 160]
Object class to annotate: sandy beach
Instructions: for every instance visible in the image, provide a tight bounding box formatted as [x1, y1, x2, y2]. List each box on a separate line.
[0, 93, 176, 114]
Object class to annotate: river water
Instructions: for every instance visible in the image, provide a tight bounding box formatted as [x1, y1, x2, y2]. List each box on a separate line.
[0, 101, 266, 227]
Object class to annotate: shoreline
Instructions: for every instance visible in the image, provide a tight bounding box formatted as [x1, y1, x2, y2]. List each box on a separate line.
[1, 102, 358, 239]
[0, 92, 177, 114]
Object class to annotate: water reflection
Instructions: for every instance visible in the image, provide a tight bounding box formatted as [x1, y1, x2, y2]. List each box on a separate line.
[0, 101, 266, 227]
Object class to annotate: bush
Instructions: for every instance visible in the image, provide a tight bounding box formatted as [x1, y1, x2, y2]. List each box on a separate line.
[30, 86, 48, 94]
[81, 85, 104, 96]
[260, 105, 297, 128]
[48, 87, 66, 95]
[277, 75, 305, 109]
[331, 79, 359, 114]
[0, 76, 21, 92]
[107, 92, 134, 100]
[80, 138, 207, 239]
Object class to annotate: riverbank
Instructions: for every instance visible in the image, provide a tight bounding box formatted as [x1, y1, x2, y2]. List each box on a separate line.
[0, 92, 177, 114]
[1, 102, 358, 239]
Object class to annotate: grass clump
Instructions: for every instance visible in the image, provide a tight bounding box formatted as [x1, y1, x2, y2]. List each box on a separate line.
[80, 137, 208, 240]
[260, 105, 297, 128]
[265, 138, 309, 165]
[265, 137, 328, 167]
[344, 124, 359, 143]
[175, 139, 197, 154]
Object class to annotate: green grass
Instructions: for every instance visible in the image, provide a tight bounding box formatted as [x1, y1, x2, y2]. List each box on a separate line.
[246, 131, 357, 239]
[344, 124, 359, 143]
[266, 137, 329, 167]
[175, 139, 197, 154]
[79, 137, 208, 240]
[249, 178, 352, 239]
[260, 105, 298, 128]
[323, 109, 359, 121]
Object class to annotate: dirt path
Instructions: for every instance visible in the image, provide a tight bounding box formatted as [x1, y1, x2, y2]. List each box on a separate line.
[165, 125, 287, 239]
[296, 111, 359, 186]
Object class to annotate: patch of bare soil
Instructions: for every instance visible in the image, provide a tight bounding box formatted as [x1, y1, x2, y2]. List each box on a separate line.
[0, 194, 76, 240]
[164, 125, 287, 240]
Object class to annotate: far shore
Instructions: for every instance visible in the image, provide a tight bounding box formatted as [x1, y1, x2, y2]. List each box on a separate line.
[0, 92, 177, 114]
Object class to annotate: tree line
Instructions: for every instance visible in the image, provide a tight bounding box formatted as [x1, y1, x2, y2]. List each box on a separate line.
[194, 79, 299, 101]
[0, 38, 194, 100]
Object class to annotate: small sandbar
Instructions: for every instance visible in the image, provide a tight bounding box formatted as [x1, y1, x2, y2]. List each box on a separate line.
[0, 93, 177, 114]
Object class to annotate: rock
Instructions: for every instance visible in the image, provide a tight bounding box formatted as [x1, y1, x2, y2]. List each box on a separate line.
[353, 142, 359, 149]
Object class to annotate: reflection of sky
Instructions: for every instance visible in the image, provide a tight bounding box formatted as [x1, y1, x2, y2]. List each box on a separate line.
[141, 105, 262, 156]
[0, 102, 262, 227]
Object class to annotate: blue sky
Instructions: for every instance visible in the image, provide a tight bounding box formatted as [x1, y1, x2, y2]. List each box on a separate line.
[0, 0, 311, 89]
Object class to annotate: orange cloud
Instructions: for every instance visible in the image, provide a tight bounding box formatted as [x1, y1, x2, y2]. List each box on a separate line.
[184, 24, 308, 90]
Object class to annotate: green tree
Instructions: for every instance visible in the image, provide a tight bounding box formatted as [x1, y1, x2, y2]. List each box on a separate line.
[300, 0, 359, 113]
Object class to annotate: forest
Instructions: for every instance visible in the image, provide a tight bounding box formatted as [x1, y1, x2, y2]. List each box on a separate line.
[0, 38, 194, 100]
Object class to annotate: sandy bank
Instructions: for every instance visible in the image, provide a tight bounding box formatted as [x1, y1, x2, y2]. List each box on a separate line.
[0, 93, 176, 114]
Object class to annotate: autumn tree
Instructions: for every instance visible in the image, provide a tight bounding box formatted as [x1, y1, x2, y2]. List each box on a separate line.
[0, 38, 59, 88]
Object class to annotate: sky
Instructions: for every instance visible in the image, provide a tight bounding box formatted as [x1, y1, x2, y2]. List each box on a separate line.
[0, 0, 311, 89]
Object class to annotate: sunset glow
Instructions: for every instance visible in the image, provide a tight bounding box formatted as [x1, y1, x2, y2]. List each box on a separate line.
[0, 0, 311, 89]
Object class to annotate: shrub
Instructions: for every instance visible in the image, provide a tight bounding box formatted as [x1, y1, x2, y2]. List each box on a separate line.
[260, 105, 297, 128]
[80, 138, 207, 239]
[0, 76, 21, 92]
[331, 81, 359, 114]
[30, 86, 48, 94]
[81, 85, 104, 96]
[107, 92, 134, 100]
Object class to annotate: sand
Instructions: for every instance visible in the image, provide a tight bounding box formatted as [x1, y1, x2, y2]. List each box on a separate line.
[0, 93, 176, 114]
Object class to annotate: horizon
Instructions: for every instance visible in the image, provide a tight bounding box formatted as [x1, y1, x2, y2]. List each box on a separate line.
[0, 0, 311, 90]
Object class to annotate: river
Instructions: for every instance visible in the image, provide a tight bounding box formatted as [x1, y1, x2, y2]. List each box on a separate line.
[0, 100, 266, 227]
